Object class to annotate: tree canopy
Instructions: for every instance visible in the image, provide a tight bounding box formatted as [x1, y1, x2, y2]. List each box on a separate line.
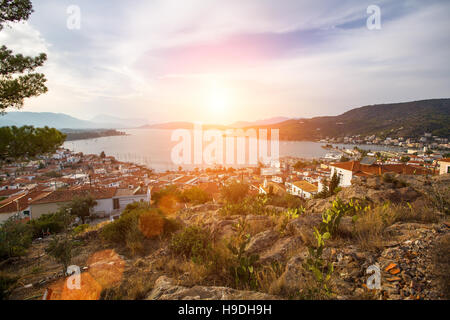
[0, 0, 47, 113]
[0, 125, 66, 161]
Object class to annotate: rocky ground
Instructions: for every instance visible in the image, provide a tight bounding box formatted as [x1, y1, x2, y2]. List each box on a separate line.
[3, 174, 449, 300]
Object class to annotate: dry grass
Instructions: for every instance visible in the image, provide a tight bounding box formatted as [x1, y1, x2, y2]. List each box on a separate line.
[255, 262, 284, 295]
[354, 207, 389, 251]
[390, 203, 440, 224]
[432, 233, 450, 299]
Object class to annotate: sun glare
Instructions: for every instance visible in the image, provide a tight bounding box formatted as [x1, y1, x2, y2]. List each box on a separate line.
[205, 80, 235, 124]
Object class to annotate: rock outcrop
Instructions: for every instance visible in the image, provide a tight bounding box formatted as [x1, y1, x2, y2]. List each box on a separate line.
[147, 276, 277, 300]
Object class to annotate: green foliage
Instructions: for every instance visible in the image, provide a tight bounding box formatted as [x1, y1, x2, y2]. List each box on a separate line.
[382, 173, 407, 188]
[0, 216, 32, 260]
[0, 1, 48, 112]
[293, 160, 309, 171]
[29, 209, 73, 239]
[219, 195, 272, 217]
[181, 186, 212, 205]
[302, 198, 369, 298]
[315, 172, 341, 199]
[169, 226, 213, 264]
[45, 236, 74, 274]
[267, 193, 306, 209]
[0, 126, 66, 161]
[400, 156, 411, 163]
[302, 226, 334, 298]
[220, 181, 249, 204]
[101, 202, 177, 254]
[72, 224, 90, 236]
[227, 219, 259, 289]
[67, 196, 97, 224]
[152, 185, 181, 205]
[277, 207, 305, 235]
[0, 272, 18, 300]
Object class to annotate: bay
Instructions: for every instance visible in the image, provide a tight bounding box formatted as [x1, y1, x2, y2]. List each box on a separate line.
[63, 129, 404, 172]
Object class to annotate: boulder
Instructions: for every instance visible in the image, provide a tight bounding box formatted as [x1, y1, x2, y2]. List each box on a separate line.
[259, 236, 304, 264]
[147, 276, 277, 300]
[245, 230, 279, 254]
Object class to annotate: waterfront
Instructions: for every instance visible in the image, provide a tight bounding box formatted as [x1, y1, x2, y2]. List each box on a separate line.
[63, 129, 405, 172]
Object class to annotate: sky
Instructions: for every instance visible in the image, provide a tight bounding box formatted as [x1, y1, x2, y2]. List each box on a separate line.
[1, 0, 449, 125]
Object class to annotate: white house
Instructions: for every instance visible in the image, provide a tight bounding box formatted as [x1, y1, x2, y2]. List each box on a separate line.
[438, 158, 450, 175]
[289, 180, 318, 199]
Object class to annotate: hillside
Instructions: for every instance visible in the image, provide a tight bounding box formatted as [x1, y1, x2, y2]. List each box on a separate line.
[0, 112, 143, 129]
[257, 99, 450, 141]
[2, 174, 449, 300]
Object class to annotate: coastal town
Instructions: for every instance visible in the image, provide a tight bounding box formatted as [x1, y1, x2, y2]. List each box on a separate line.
[1, 139, 449, 224]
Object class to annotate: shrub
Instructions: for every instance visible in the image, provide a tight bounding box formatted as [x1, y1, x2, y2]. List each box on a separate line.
[268, 193, 306, 209]
[221, 181, 249, 203]
[181, 186, 212, 205]
[382, 173, 407, 188]
[219, 195, 272, 217]
[46, 236, 75, 274]
[169, 226, 213, 264]
[101, 203, 178, 254]
[152, 185, 181, 206]
[29, 210, 73, 239]
[0, 217, 32, 260]
[72, 224, 90, 236]
[0, 273, 18, 300]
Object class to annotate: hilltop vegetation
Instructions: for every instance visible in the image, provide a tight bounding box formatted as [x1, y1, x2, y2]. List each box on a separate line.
[1, 174, 449, 300]
[261, 99, 450, 140]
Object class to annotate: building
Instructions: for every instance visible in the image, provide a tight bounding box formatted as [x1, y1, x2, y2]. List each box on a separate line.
[289, 180, 318, 199]
[30, 186, 151, 220]
[438, 158, 450, 175]
[329, 161, 431, 187]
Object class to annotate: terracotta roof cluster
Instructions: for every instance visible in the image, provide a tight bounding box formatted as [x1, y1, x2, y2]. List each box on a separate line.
[330, 161, 431, 176]
[31, 188, 117, 205]
[0, 189, 51, 214]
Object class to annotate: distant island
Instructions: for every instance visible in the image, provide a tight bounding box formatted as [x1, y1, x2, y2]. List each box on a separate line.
[63, 129, 127, 141]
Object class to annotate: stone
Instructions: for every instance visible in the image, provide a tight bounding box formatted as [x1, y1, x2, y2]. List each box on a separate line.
[245, 230, 279, 254]
[147, 276, 277, 300]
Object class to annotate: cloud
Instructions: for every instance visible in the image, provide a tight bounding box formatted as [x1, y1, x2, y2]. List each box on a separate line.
[1, 0, 448, 123]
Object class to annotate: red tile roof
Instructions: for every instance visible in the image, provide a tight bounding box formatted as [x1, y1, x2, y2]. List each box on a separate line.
[330, 161, 430, 176]
[31, 188, 117, 205]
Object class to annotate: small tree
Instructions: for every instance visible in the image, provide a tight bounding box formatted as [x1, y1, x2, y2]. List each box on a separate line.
[45, 236, 74, 274]
[68, 196, 97, 224]
[329, 171, 341, 195]
[1, 0, 48, 113]
[0, 216, 32, 259]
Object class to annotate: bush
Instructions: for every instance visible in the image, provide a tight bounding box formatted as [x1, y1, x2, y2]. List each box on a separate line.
[181, 186, 212, 205]
[169, 226, 213, 264]
[101, 203, 179, 255]
[72, 224, 90, 236]
[0, 217, 32, 260]
[0, 273, 18, 300]
[268, 193, 305, 209]
[221, 181, 249, 204]
[152, 185, 181, 205]
[45, 236, 75, 274]
[219, 195, 273, 217]
[29, 210, 73, 239]
[382, 173, 407, 188]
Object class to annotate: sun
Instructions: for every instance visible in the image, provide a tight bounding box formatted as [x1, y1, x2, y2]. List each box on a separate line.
[209, 87, 227, 114]
[203, 79, 235, 124]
